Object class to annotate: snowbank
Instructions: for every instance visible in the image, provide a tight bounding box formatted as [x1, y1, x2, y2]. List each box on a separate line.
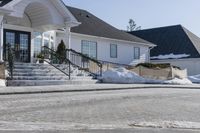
[102, 67, 146, 84]
[130, 121, 200, 129]
[0, 79, 6, 87]
[101, 67, 192, 85]
[163, 78, 192, 85]
[151, 53, 190, 60]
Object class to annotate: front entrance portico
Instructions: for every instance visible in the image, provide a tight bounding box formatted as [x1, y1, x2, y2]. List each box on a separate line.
[0, 0, 80, 62]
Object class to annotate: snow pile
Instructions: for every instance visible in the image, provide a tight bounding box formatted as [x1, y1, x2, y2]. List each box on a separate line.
[0, 79, 6, 86]
[130, 121, 200, 129]
[188, 74, 200, 83]
[151, 53, 190, 60]
[163, 78, 193, 85]
[102, 67, 146, 84]
[101, 67, 193, 85]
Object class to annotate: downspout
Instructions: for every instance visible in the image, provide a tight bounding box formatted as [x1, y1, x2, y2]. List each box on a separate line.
[148, 47, 154, 63]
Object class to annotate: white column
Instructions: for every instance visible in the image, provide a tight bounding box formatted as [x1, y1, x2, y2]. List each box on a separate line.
[64, 26, 71, 49]
[0, 15, 4, 62]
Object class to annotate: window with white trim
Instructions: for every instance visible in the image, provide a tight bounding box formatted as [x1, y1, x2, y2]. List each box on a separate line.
[134, 47, 140, 59]
[110, 44, 117, 58]
[81, 40, 97, 59]
[33, 32, 42, 58]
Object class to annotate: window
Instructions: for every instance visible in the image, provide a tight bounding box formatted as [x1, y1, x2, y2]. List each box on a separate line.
[33, 32, 42, 58]
[110, 44, 117, 58]
[81, 40, 97, 59]
[134, 47, 140, 59]
[44, 39, 50, 47]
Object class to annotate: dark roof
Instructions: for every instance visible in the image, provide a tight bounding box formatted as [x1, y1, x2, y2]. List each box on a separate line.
[67, 6, 153, 45]
[0, 0, 12, 7]
[129, 25, 200, 59]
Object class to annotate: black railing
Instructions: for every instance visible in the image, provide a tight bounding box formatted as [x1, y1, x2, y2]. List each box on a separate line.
[42, 46, 71, 79]
[6, 44, 15, 80]
[66, 49, 102, 77]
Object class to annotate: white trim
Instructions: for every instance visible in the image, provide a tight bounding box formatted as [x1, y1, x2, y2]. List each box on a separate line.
[71, 32, 156, 47]
[4, 24, 32, 32]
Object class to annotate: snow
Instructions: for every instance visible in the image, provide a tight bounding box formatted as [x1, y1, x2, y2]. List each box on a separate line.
[130, 121, 200, 129]
[163, 78, 192, 85]
[102, 67, 146, 84]
[151, 53, 190, 60]
[189, 74, 200, 83]
[0, 79, 6, 86]
[101, 67, 193, 85]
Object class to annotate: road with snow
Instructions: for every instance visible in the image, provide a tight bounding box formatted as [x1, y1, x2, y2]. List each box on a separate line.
[0, 87, 200, 132]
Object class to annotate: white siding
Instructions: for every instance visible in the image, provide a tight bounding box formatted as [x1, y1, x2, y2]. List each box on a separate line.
[151, 58, 200, 76]
[70, 33, 149, 65]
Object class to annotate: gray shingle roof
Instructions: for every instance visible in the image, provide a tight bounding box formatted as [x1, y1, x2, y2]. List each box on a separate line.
[67, 6, 153, 45]
[0, 0, 12, 7]
[129, 25, 200, 59]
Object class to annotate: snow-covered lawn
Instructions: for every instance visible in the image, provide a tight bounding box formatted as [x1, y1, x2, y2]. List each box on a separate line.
[101, 67, 193, 85]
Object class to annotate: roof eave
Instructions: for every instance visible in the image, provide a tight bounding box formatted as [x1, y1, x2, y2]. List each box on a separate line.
[71, 32, 157, 47]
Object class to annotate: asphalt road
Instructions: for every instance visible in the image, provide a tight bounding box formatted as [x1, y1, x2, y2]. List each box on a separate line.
[0, 87, 200, 132]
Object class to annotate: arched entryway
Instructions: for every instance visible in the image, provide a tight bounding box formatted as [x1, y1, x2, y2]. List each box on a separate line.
[1, 0, 79, 62]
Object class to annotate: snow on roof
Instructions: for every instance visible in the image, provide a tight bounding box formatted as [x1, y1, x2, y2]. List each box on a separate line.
[151, 53, 190, 60]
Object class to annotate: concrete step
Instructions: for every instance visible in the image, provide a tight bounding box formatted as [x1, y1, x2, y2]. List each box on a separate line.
[13, 69, 64, 73]
[7, 80, 99, 86]
[13, 72, 66, 77]
[7, 62, 97, 86]
[12, 76, 70, 80]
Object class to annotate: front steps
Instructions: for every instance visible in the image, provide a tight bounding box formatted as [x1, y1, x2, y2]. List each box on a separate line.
[7, 63, 98, 86]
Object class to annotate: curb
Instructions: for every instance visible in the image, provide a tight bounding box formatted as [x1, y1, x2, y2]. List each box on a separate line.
[0, 85, 200, 95]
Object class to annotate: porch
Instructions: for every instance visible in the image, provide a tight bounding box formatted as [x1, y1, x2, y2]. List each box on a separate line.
[0, 0, 80, 63]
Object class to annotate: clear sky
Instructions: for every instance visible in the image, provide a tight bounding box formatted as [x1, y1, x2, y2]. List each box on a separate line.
[63, 0, 200, 36]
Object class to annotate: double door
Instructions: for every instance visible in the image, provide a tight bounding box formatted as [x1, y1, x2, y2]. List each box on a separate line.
[4, 29, 31, 63]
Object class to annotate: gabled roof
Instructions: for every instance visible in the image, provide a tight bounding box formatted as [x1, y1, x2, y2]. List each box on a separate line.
[0, 0, 12, 7]
[67, 6, 154, 46]
[129, 25, 200, 59]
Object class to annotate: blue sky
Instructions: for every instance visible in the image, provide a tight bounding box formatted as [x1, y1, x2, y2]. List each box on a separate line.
[63, 0, 200, 36]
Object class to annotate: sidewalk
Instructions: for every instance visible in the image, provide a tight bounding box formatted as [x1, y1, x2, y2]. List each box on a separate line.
[0, 84, 200, 95]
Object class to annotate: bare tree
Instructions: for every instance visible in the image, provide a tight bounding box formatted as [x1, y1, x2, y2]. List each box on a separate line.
[127, 19, 141, 31]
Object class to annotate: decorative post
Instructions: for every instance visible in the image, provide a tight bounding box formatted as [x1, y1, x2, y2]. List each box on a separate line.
[0, 15, 4, 62]
[64, 26, 71, 61]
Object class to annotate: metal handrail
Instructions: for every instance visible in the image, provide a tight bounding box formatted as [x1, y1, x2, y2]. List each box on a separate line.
[66, 48, 102, 77]
[42, 46, 71, 79]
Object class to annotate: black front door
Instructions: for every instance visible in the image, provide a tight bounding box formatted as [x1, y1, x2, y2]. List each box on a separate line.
[4, 29, 31, 63]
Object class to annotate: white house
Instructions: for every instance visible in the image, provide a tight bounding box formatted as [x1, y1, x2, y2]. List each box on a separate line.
[129, 25, 200, 76]
[0, 0, 155, 66]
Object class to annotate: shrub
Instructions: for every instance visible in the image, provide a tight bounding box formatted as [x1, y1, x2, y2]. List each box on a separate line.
[136, 63, 180, 69]
[56, 40, 66, 63]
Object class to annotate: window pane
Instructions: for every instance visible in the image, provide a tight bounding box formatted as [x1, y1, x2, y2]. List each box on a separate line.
[134, 47, 140, 59]
[110, 44, 117, 58]
[81, 40, 97, 59]
[6, 32, 15, 49]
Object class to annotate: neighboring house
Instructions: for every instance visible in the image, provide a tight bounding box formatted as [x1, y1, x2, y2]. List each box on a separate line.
[0, 0, 155, 66]
[129, 25, 200, 75]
